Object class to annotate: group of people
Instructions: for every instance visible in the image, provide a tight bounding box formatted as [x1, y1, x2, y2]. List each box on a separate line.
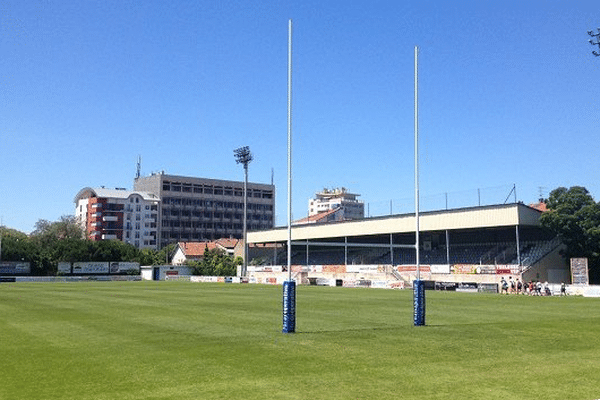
[500, 276, 567, 296]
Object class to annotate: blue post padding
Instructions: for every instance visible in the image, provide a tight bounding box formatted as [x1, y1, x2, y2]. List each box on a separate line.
[282, 280, 296, 333]
[413, 279, 426, 326]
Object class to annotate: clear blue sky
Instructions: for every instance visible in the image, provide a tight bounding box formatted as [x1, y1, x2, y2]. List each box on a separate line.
[1, 0, 599, 233]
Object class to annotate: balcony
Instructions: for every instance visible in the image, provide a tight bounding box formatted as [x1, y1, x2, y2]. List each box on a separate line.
[103, 216, 118, 222]
[102, 234, 118, 240]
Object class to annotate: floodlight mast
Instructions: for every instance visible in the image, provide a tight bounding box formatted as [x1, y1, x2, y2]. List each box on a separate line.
[234, 146, 253, 277]
[588, 28, 600, 56]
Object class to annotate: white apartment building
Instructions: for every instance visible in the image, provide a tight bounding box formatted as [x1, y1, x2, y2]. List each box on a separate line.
[308, 188, 364, 220]
[74, 187, 160, 249]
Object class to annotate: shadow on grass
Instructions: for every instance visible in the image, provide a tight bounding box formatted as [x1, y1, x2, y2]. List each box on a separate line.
[290, 324, 449, 335]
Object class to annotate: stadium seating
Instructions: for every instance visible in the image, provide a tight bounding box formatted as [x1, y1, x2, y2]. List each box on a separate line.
[250, 236, 561, 269]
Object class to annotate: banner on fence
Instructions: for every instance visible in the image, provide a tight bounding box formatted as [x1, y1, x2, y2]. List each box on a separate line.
[57, 262, 71, 274]
[72, 262, 109, 274]
[109, 262, 140, 274]
[452, 264, 477, 274]
[0, 262, 31, 275]
[430, 264, 450, 274]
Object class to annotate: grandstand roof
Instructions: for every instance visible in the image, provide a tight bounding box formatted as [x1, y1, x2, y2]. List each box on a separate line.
[248, 203, 543, 244]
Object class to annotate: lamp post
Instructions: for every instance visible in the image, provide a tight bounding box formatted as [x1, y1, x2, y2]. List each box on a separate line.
[234, 146, 252, 277]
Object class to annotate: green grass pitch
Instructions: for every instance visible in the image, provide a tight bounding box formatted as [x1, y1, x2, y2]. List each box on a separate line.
[1, 281, 598, 400]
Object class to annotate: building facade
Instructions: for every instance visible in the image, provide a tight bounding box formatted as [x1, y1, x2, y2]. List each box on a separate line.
[308, 188, 364, 220]
[74, 187, 160, 249]
[133, 173, 275, 248]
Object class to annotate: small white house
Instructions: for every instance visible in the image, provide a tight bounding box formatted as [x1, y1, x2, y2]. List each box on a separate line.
[171, 239, 240, 265]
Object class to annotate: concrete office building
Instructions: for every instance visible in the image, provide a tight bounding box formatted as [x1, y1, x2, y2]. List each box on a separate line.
[134, 172, 275, 248]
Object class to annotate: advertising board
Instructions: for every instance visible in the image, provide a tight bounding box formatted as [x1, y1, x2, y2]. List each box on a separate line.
[57, 262, 72, 274]
[0, 262, 31, 275]
[109, 262, 140, 274]
[73, 262, 109, 274]
[456, 282, 479, 293]
[452, 264, 477, 274]
[430, 264, 450, 274]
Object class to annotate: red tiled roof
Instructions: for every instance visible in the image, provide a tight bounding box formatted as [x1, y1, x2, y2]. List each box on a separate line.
[178, 238, 240, 257]
[293, 208, 340, 224]
[529, 202, 548, 212]
[215, 238, 240, 249]
[177, 241, 217, 257]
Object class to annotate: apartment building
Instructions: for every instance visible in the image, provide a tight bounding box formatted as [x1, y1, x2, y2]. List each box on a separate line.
[133, 172, 275, 248]
[308, 187, 364, 220]
[74, 187, 160, 249]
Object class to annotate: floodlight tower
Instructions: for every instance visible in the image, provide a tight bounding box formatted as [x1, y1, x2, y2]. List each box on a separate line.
[234, 146, 253, 277]
[588, 28, 600, 56]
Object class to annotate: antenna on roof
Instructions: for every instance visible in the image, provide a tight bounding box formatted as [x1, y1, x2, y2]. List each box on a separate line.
[136, 155, 141, 179]
[538, 186, 546, 202]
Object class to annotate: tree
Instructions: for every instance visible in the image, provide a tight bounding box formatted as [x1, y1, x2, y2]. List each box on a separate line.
[89, 240, 139, 262]
[29, 215, 86, 274]
[188, 247, 242, 276]
[0, 227, 31, 263]
[32, 215, 84, 241]
[540, 186, 600, 284]
[155, 243, 177, 265]
[136, 248, 161, 266]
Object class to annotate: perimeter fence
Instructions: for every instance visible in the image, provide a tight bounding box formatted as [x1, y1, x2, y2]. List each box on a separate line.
[364, 184, 518, 218]
[6, 276, 142, 283]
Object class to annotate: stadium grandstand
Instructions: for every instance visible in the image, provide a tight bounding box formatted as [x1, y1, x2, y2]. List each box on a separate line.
[244, 203, 568, 290]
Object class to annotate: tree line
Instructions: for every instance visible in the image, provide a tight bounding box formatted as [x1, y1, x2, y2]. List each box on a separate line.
[0, 216, 239, 276]
[539, 186, 600, 284]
